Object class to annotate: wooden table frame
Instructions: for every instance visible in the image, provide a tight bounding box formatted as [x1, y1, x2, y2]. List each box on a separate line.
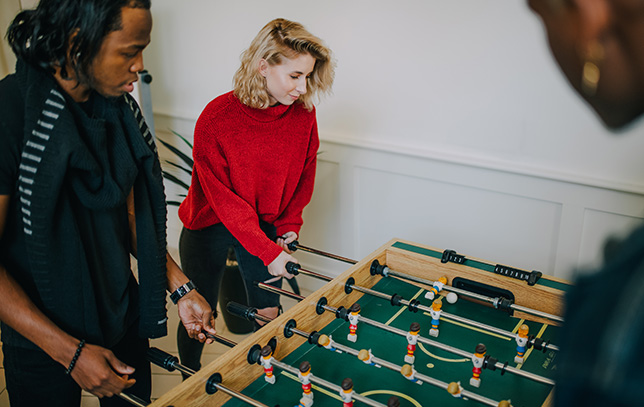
[149, 238, 568, 406]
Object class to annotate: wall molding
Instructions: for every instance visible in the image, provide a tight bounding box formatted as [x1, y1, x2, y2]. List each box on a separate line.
[154, 110, 644, 196]
[155, 110, 644, 285]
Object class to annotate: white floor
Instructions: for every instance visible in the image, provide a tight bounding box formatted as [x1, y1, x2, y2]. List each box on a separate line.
[0, 276, 304, 406]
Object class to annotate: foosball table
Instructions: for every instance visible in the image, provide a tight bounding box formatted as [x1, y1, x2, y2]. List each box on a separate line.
[148, 238, 570, 407]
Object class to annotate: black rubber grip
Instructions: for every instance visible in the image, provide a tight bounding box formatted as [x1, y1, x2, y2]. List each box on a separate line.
[147, 347, 177, 372]
[287, 240, 299, 252]
[286, 261, 300, 275]
[226, 301, 257, 321]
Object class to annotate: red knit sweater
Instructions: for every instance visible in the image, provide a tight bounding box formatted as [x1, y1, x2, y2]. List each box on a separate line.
[179, 91, 319, 266]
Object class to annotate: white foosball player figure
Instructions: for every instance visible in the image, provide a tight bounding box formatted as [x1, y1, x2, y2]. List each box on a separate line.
[514, 324, 529, 364]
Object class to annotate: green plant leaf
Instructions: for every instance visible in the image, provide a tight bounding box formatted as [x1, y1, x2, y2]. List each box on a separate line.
[162, 171, 190, 191]
[164, 160, 192, 176]
[158, 130, 195, 206]
[157, 136, 194, 169]
[169, 129, 194, 149]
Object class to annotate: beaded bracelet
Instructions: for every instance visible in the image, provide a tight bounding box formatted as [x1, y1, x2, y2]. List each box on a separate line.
[65, 339, 86, 375]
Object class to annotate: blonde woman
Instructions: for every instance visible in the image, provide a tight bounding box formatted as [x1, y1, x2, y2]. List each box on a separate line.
[177, 18, 335, 373]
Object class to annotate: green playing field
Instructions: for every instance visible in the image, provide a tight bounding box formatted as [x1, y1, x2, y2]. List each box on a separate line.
[223, 274, 558, 407]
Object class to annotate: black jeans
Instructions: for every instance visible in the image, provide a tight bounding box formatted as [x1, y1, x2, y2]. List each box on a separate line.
[2, 320, 151, 407]
[177, 222, 282, 373]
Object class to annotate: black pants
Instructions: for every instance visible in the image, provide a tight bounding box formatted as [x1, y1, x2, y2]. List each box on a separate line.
[177, 222, 282, 373]
[3, 321, 151, 407]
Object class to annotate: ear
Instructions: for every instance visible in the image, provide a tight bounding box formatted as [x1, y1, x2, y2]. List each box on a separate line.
[258, 58, 269, 78]
[67, 28, 80, 55]
[570, 0, 611, 44]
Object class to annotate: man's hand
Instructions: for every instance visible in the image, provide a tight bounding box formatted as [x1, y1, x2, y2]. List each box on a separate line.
[267, 251, 297, 279]
[71, 343, 136, 398]
[276, 231, 298, 254]
[177, 290, 216, 343]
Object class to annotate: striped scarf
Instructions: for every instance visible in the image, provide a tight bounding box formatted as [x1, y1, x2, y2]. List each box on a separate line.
[15, 60, 168, 340]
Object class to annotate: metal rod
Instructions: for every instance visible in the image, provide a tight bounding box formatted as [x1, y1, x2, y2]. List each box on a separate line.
[174, 363, 197, 377]
[296, 266, 334, 282]
[287, 315, 511, 407]
[256, 282, 306, 301]
[288, 241, 563, 323]
[290, 241, 358, 265]
[203, 332, 238, 348]
[348, 283, 560, 353]
[257, 279, 558, 354]
[269, 359, 386, 407]
[320, 306, 472, 359]
[382, 266, 564, 323]
[148, 347, 272, 407]
[209, 383, 271, 407]
[320, 305, 555, 386]
[118, 393, 149, 407]
[257, 281, 556, 386]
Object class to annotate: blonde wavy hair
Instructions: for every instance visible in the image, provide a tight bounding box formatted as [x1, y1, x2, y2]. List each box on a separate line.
[233, 18, 335, 111]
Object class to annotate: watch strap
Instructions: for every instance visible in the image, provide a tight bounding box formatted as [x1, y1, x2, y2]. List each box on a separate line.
[170, 280, 197, 304]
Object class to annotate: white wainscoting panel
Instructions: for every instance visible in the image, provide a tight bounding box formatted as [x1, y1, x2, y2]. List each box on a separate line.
[155, 114, 644, 291]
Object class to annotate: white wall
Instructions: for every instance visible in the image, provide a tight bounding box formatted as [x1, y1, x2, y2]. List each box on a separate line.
[147, 0, 644, 284]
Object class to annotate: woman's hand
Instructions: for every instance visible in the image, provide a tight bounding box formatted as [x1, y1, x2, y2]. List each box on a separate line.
[177, 290, 217, 343]
[276, 231, 298, 254]
[267, 251, 297, 279]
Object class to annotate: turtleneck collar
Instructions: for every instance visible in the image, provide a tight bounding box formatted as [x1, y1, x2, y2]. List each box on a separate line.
[230, 91, 292, 122]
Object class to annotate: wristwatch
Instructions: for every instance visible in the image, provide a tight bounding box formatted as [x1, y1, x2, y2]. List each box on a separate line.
[170, 280, 197, 304]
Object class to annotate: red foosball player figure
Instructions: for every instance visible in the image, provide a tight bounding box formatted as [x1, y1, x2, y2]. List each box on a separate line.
[400, 364, 423, 385]
[447, 381, 463, 398]
[470, 343, 487, 388]
[340, 378, 354, 407]
[260, 345, 276, 384]
[424, 276, 447, 300]
[347, 303, 361, 343]
[388, 396, 400, 407]
[429, 299, 442, 337]
[298, 361, 314, 407]
[404, 322, 421, 364]
[514, 324, 529, 364]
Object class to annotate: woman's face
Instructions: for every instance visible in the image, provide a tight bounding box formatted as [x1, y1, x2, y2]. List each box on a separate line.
[528, 0, 644, 129]
[260, 53, 316, 106]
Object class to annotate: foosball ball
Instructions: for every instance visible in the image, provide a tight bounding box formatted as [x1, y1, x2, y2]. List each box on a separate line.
[148, 238, 570, 407]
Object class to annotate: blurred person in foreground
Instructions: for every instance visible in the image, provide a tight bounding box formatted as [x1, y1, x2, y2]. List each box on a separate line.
[529, 0, 644, 405]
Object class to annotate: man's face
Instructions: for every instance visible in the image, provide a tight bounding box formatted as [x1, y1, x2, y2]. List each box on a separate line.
[88, 7, 152, 98]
